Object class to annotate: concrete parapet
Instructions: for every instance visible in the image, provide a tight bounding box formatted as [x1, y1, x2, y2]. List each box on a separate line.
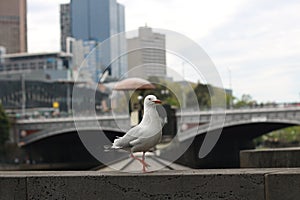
[0, 173, 27, 200]
[0, 169, 299, 200]
[240, 147, 300, 168]
[265, 168, 300, 200]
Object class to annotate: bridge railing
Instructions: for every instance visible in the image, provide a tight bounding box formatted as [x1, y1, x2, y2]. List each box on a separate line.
[176, 106, 300, 133]
[10, 103, 300, 123]
[178, 105, 300, 115]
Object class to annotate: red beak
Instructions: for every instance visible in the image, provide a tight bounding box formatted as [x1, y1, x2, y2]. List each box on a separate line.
[152, 99, 162, 104]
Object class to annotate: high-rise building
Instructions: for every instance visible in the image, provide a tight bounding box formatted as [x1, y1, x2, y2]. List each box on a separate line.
[0, 0, 27, 54]
[62, 0, 127, 79]
[60, 4, 71, 52]
[0, 52, 71, 81]
[127, 26, 166, 79]
[66, 37, 100, 82]
[0, 46, 6, 64]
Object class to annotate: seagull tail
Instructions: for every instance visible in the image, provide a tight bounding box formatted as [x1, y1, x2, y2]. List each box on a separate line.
[111, 138, 122, 149]
[103, 145, 113, 152]
[103, 137, 122, 152]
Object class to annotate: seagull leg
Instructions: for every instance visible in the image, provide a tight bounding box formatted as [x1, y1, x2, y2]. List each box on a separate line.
[141, 152, 150, 172]
[130, 152, 150, 172]
[142, 155, 146, 172]
[142, 152, 150, 167]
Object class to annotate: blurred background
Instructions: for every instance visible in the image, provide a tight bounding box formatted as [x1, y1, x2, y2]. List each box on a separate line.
[0, 0, 299, 171]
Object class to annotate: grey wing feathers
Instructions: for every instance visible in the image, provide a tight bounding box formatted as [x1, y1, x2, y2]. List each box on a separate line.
[112, 126, 142, 149]
[126, 125, 143, 137]
[129, 138, 141, 146]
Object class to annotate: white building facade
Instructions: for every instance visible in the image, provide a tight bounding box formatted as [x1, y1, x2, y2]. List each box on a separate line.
[127, 26, 166, 79]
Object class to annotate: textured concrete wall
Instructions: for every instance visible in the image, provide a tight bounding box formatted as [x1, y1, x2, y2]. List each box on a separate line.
[0, 174, 26, 200]
[240, 147, 300, 168]
[0, 169, 300, 200]
[265, 168, 300, 200]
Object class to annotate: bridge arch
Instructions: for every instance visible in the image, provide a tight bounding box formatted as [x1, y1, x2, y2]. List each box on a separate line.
[19, 128, 126, 168]
[19, 127, 125, 146]
[174, 119, 299, 168]
[178, 118, 300, 142]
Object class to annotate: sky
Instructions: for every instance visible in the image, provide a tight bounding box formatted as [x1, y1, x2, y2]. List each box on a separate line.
[27, 0, 300, 103]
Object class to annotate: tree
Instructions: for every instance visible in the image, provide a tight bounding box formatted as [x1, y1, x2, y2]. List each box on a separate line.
[0, 103, 10, 153]
[143, 77, 180, 107]
[191, 82, 211, 109]
[254, 126, 300, 148]
[187, 82, 229, 109]
[233, 94, 257, 108]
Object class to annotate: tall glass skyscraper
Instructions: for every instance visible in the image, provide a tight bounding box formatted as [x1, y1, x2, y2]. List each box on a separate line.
[70, 0, 127, 79]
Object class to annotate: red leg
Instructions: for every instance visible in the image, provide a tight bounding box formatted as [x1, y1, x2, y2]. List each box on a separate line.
[130, 152, 150, 172]
[142, 152, 146, 172]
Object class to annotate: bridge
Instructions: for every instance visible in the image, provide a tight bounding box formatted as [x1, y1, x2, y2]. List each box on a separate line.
[15, 114, 130, 146]
[173, 106, 300, 168]
[12, 106, 300, 168]
[177, 106, 300, 141]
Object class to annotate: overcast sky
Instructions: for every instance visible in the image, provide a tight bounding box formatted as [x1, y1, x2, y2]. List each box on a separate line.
[27, 0, 300, 103]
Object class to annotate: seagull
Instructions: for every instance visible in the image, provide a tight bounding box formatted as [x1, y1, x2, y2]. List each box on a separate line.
[109, 94, 163, 172]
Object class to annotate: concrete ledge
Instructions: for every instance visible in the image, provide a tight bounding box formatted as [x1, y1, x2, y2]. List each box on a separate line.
[0, 169, 299, 200]
[240, 147, 300, 168]
[265, 168, 300, 200]
[0, 174, 26, 200]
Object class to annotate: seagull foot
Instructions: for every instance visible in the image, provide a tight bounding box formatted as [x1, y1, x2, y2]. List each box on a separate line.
[141, 160, 150, 168]
[130, 153, 151, 169]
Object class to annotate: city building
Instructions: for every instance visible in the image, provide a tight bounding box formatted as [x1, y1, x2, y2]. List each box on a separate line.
[66, 37, 100, 82]
[0, 0, 27, 53]
[60, 0, 127, 80]
[0, 52, 72, 81]
[60, 3, 71, 52]
[0, 46, 6, 64]
[127, 26, 166, 79]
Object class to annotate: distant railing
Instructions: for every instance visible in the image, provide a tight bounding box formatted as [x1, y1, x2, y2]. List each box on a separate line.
[179, 105, 300, 115]
[12, 105, 300, 123]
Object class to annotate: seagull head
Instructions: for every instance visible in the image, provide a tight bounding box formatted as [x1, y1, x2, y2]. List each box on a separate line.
[144, 95, 162, 107]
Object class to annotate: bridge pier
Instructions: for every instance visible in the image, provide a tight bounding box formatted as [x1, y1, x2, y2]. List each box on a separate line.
[175, 134, 255, 168]
[174, 122, 294, 169]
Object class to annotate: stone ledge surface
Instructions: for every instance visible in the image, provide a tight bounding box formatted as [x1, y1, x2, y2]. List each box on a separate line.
[0, 169, 299, 200]
[240, 147, 300, 168]
[265, 168, 300, 200]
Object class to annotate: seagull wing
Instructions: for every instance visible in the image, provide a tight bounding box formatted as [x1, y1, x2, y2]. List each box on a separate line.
[111, 125, 143, 149]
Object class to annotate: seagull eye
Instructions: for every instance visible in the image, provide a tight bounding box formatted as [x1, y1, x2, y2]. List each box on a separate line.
[148, 98, 151, 100]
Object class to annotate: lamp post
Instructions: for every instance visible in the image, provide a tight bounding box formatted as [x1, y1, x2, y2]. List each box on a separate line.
[227, 67, 233, 109]
[138, 95, 143, 122]
[21, 74, 26, 118]
[161, 89, 169, 96]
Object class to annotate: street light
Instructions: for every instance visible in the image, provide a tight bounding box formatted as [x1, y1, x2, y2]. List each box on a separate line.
[227, 67, 233, 109]
[161, 89, 169, 95]
[138, 95, 143, 122]
[21, 74, 26, 117]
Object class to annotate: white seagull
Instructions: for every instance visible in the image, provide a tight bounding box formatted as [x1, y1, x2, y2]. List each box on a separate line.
[110, 94, 163, 172]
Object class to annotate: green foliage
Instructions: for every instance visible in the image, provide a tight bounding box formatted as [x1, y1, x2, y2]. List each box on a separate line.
[0, 103, 10, 152]
[187, 82, 228, 109]
[210, 85, 227, 108]
[129, 77, 180, 108]
[254, 126, 300, 147]
[233, 94, 257, 108]
[192, 83, 211, 109]
[226, 94, 235, 109]
[147, 77, 180, 107]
